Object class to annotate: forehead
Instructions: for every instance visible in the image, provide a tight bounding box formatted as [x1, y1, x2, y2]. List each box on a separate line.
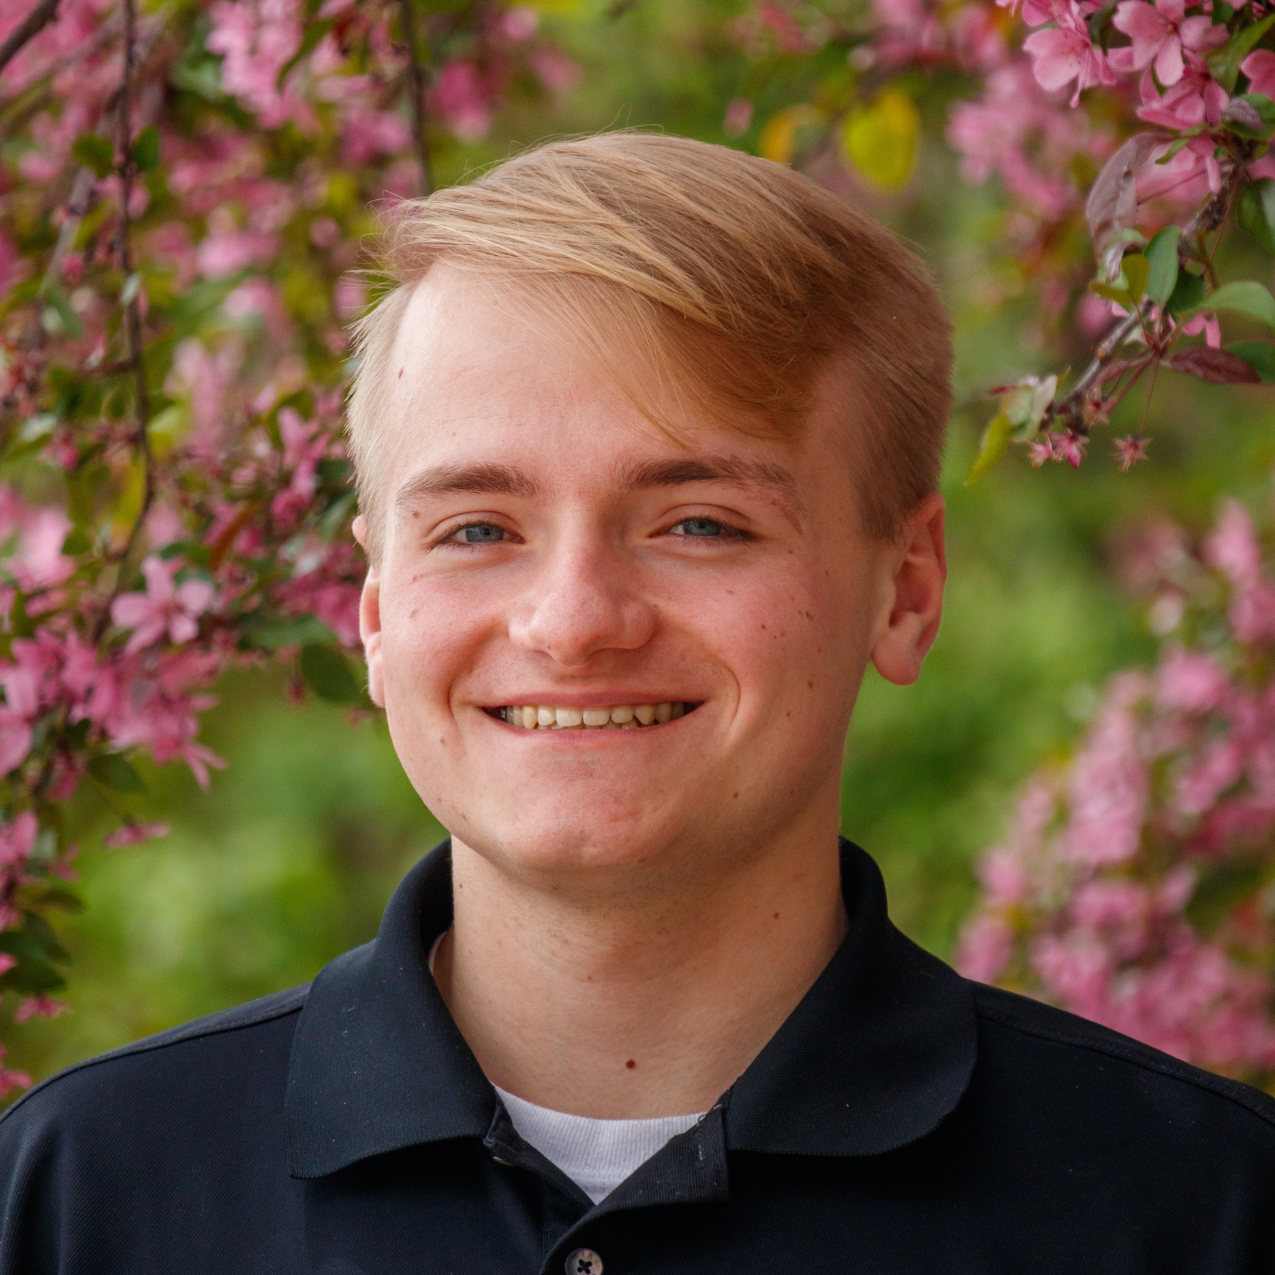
[378, 266, 853, 509]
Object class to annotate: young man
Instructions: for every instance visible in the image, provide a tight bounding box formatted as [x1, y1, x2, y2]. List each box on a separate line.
[1, 133, 1273, 1274]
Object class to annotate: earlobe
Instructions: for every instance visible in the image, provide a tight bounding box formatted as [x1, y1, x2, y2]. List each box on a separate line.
[869, 493, 946, 687]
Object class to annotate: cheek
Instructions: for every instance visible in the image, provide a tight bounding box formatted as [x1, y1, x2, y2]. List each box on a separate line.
[377, 575, 488, 709]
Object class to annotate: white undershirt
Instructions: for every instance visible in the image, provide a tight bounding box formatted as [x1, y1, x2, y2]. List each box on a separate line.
[493, 1086, 705, 1203]
[429, 932, 707, 1203]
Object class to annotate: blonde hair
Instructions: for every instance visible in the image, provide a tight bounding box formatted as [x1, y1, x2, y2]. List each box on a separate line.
[347, 132, 952, 561]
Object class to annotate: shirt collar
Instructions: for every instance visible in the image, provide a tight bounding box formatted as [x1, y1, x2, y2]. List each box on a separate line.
[285, 838, 977, 1178]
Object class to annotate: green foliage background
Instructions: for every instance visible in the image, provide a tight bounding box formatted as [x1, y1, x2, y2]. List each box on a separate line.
[9, 0, 1275, 1087]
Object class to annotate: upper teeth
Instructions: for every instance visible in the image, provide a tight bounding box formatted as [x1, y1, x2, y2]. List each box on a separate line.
[500, 703, 687, 729]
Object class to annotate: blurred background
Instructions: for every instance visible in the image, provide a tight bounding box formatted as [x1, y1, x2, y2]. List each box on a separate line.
[6, 0, 1275, 1089]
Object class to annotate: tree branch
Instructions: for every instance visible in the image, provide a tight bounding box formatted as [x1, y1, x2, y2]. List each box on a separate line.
[1049, 147, 1251, 435]
[396, 0, 433, 197]
[96, 0, 153, 641]
[0, 0, 60, 81]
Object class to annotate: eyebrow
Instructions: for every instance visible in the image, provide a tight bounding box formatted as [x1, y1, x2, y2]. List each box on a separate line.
[394, 463, 543, 512]
[619, 456, 804, 511]
[393, 454, 803, 515]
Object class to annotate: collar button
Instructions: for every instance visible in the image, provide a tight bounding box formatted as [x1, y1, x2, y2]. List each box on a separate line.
[565, 1248, 603, 1275]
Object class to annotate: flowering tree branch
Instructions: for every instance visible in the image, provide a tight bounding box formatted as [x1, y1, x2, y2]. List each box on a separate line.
[396, 0, 434, 197]
[0, 0, 60, 79]
[0, 0, 580, 1094]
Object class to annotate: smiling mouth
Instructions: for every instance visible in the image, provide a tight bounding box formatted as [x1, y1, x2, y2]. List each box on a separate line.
[489, 702, 695, 730]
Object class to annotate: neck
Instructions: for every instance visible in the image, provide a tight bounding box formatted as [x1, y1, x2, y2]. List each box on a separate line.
[432, 808, 849, 1119]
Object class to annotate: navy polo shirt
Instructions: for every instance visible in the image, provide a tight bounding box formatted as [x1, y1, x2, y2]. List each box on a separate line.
[2, 839, 1274, 1274]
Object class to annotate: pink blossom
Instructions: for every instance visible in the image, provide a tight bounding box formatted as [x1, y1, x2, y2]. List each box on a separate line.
[1111, 0, 1225, 86]
[956, 913, 1015, 982]
[111, 557, 215, 654]
[1206, 500, 1262, 586]
[1114, 435, 1150, 470]
[1156, 649, 1229, 714]
[339, 108, 412, 166]
[197, 209, 278, 279]
[14, 995, 69, 1024]
[528, 50, 583, 95]
[104, 821, 171, 849]
[206, 0, 313, 130]
[0, 710, 33, 776]
[430, 60, 495, 143]
[1061, 682, 1150, 865]
[1241, 49, 1275, 100]
[1054, 431, 1088, 467]
[0, 1066, 31, 1096]
[723, 98, 754, 136]
[498, 7, 539, 41]
[1023, 7, 1115, 105]
[1181, 309, 1221, 347]
[0, 812, 38, 869]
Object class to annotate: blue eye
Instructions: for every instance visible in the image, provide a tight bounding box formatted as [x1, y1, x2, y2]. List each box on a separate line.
[670, 518, 727, 538]
[453, 523, 506, 544]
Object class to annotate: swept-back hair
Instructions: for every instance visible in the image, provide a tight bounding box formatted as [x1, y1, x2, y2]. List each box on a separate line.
[347, 132, 952, 560]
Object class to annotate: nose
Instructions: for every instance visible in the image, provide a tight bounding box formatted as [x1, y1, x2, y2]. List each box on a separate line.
[508, 531, 656, 668]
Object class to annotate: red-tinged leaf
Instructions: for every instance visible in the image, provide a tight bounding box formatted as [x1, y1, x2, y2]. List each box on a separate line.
[1166, 346, 1262, 384]
[1086, 134, 1159, 276]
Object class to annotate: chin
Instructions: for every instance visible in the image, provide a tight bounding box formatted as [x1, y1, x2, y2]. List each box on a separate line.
[455, 801, 693, 879]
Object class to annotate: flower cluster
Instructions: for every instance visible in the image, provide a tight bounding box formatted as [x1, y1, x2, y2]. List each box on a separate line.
[731, 0, 1275, 473]
[959, 499, 1275, 1086]
[0, 0, 573, 1093]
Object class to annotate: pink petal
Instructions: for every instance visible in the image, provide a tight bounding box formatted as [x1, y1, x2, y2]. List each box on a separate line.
[1155, 36, 1185, 86]
[0, 712, 32, 774]
[175, 578, 214, 615]
[1180, 15, 1226, 51]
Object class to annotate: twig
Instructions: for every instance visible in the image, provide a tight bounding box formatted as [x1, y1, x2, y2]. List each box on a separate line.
[94, 0, 152, 641]
[396, 0, 433, 197]
[0, 0, 60, 80]
[1049, 145, 1251, 434]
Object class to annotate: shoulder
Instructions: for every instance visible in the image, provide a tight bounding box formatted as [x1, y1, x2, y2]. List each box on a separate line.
[0, 983, 308, 1141]
[969, 980, 1275, 1144]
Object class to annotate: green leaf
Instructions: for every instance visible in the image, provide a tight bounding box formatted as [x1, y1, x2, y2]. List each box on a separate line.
[87, 753, 146, 793]
[0, 958, 65, 994]
[840, 88, 920, 190]
[1187, 280, 1275, 331]
[276, 17, 334, 86]
[965, 412, 1012, 486]
[242, 614, 339, 651]
[61, 528, 91, 555]
[1227, 341, 1275, 382]
[131, 125, 160, 172]
[40, 285, 82, 339]
[1155, 135, 1195, 164]
[70, 132, 114, 178]
[1089, 280, 1133, 305]
[299, 644, 365, 703]
[1209, 12, 1275, 92]
[10, 593, 34, 640]
[1145, 226, 1181, 304]
[1122, 252, 1150, 301]
[1239, 179, 1275, 255]
[22, 913, 69, 964]
[1223, 93, 1275, 138]
[39, 887, 84, 914]
[1166, 269, 1205, 316]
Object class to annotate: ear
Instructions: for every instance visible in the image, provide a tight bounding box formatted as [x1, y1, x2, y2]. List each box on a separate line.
[354, 516, 385, 708]
[869, 493, 946, 687]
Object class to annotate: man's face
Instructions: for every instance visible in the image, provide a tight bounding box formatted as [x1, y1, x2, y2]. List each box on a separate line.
[359, 267, 931, 891]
